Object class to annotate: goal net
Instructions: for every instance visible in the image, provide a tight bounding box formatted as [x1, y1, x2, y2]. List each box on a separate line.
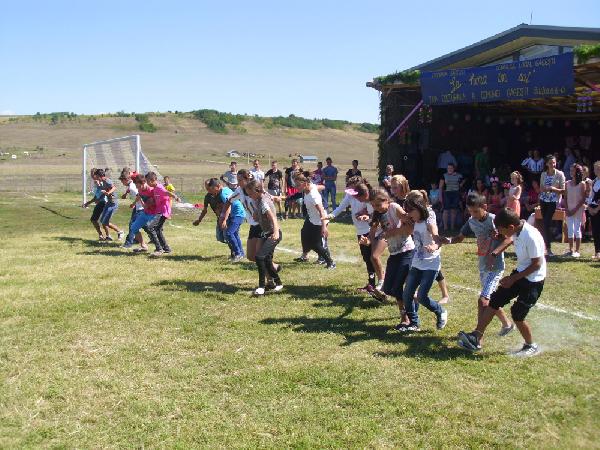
[82, 135, 163, 203]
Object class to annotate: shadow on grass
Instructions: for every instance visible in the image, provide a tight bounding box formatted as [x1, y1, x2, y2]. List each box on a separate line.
[54, 236, 105, 247]
[40, 206, 75, 220]
[155, 279, 240, 294]
[282, 284, 378, 317]
[261, 313, 467, 359]
[78, 249, 133, 257]
[167, 254, 223, 262]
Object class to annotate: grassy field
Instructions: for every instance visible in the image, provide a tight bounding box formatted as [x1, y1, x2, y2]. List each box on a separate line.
[0, 114, 378, 194]
[1, 193, 599, 448]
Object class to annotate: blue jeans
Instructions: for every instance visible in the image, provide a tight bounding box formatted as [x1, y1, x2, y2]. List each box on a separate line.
[225, 215, 245, 257]
[126, 211, 156, 245]
[402, 267, 442, 326]
[100, 203, 118, 225]
[323, 182, 337, 209]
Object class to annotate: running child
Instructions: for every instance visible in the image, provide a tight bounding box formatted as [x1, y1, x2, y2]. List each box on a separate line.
[82, 168, 107, 241]
[122, 174, 158, 249]
[368, 189, 416, 323]
[398, 197, 448, 332]
[96, 169, 124, 241]
[193, 179, 227, 246]
[405, 189, 451, 304]
[119, 171, 150, 252]
[458, 207, 546, 357]
[441, 193, 514, 335]
[328, 178, 376, 291]
[146, 171, 180, 257]
[564, 164, 586, 258]
[211, 179, 246, 261]
[294, 173, 335, 269]
[246, 179, 283, 295]
[222, 169, 263, 262]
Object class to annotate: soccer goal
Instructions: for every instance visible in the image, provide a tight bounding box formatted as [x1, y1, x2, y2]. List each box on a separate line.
[82, 135, 162, 204]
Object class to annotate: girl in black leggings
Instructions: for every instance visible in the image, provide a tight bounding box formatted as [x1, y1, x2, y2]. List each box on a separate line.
[588, 161, 600, 259]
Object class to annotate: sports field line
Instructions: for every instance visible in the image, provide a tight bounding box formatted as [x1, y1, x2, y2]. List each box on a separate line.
[449, 284, 600, 322]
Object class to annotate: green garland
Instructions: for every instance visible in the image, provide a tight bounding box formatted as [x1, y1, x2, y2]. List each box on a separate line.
[374, 70, 421, 86]
[574, 44, 600, 64]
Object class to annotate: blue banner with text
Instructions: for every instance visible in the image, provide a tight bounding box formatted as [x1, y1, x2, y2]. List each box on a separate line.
[420, 53, 574, 105]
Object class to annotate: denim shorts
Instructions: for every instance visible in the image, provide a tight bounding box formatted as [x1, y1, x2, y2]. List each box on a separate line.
[100, 203, 118, 225]
[443, 191, 460, 210]
[479, 270, 503, 300]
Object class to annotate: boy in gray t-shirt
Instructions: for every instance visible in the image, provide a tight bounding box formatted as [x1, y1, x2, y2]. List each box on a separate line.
[442, 193, 514, 335]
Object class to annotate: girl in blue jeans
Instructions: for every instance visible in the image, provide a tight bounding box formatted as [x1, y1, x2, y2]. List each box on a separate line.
[398, 197, 448, 332]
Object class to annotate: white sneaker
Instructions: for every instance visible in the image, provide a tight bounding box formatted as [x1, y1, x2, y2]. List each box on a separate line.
[273, 285, 284, 292]
[511, 343, 540, 357]
[571, 252, 581, 258]
[117, 231, 124, 241]
[254, 287, 265, 296]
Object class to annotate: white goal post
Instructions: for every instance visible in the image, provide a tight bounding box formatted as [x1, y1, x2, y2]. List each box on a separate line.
[82, 135, 163, 204]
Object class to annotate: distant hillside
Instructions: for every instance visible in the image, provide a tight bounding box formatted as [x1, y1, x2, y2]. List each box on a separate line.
[0, 111, 379, 194]
[1, 110, 380, 135]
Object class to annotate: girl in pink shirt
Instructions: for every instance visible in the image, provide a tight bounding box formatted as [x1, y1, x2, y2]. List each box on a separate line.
[146, 172, 180, 257]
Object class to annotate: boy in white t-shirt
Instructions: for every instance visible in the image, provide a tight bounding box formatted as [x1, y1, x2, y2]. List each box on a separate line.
[458, 208, 546, 357]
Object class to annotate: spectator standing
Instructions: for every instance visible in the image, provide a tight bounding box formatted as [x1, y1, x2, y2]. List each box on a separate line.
[437, 150, 457, 180]
[264, 161, 284, 218]
[312, 161, 324, 185]
[439, 163, 464, 231]
[587, 161, 600, 260]
[381, 164, 394, 193]
[322, 157, 339, 211]
[345, 160, 362, 183]
[221, 161, 239, 190]
[524, 149, 544, 182]
[250, 159, 265, 184]
[563, 148, 576, 181]
[474, 146, 491, 185]
[539, 154, 565, 257]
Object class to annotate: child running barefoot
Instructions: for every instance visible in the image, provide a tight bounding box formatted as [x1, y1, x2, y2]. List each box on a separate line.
[146, 172, 180, 257]
[294, 173, 336, 269]
[458, 208, 546, 357]
[368, 189, 416, 320]
[82, 169, 107, 241]
[246, 180, 283, 295]
[441, 193, 514, 336]
[397, 197, 448, 332]
[564, 164, 586, 258]
[328, 178, 375, 291]
[96, 169, 124, 241]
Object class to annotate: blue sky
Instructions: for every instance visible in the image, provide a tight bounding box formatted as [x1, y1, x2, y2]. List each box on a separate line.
[1, 0, 598, 122]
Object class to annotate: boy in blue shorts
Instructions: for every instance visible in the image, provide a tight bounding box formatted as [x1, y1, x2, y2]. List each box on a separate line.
[442, 193, 513, 335]
[458, 207, 546, 357]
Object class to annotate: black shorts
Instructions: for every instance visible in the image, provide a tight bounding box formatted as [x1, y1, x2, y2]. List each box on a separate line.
[90, 201, 106, 222]
[248, 224, 263, 239]
[268, 188, 281, 197]
[489, 271, 544, 322]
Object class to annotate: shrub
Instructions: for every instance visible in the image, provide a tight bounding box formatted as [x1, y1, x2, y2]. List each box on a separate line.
[357, 122, 379, 133]
[139, 121, 157, 133]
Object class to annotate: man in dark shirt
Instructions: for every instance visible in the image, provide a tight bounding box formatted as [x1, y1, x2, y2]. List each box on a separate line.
[345, 160, 362, 183]
[264, 160, 284, 218]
